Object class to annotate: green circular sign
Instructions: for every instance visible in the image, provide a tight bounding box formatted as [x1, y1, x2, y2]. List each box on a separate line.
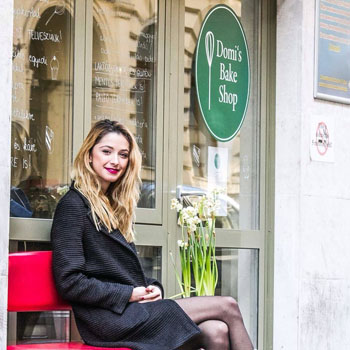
[195, 5, 250, 142]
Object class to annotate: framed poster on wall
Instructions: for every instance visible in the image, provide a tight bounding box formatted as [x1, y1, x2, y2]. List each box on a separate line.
[314, 0, 350, 104]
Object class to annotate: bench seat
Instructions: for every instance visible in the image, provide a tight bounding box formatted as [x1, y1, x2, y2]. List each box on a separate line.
[8, 343, 131, 350]
[8, 251, 132, 350]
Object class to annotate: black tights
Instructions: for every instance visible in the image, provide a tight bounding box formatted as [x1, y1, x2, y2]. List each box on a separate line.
[175, 296, 254, 350]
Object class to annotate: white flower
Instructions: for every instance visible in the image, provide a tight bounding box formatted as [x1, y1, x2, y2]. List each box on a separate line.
[182, 211, 190, 222]
[193, 216, 201, 225]
[171, 198, 183, 212]
[176, 203, 183, 212]
[177, 240, 185, 248]
[186, 218, 196, 231]
[185, 215, 201, 233]
[171, 198, 179, 209]
[182, 206, 198, 219]
[188, 224, 196, 233]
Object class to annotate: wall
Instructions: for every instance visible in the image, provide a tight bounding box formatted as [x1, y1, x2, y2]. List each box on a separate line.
[274, 0, 350, 349]
[0, 1, 13, 349]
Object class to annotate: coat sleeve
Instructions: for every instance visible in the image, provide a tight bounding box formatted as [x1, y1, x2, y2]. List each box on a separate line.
[51, 194, 133, 315]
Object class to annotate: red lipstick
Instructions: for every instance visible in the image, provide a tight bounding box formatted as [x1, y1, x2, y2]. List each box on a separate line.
[105, 168, 118, 174]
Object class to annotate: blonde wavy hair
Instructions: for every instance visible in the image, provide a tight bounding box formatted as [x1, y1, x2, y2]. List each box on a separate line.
[72, 119, 142, 242]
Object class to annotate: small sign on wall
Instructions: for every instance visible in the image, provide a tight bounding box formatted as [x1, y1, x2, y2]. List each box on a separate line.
[208, 146, 228, 216]
[310, 115, 334, 162]
[314, 0, 350, 104]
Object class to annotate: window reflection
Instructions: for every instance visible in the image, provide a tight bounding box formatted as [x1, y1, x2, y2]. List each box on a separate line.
[91, 0, 158, 208]
[11, 0, 74, 219]
[137, 245, 161, 281]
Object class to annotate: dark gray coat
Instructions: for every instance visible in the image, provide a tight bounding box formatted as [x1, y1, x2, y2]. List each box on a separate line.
[51, 187, 200, 350]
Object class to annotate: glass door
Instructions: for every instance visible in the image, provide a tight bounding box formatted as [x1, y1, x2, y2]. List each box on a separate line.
[166, 0, 265, 348]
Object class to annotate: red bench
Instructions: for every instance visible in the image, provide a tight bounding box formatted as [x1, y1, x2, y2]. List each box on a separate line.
[7, 251, 132, 350]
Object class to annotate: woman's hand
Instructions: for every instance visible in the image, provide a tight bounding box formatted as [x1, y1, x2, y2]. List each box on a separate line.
[140, 285, 162, 303]
[129, 286, 148, 302]
[129, 285, 162, 303]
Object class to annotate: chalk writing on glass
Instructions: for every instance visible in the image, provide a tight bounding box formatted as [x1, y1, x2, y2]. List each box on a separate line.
[28, 29, 62, 43]
[45, 126, 54, 153]
[11, 157, 18, 168]
[13, 82, 24, 91]
[94, 76, 145, 93]
[29, 55, 48, 68]
[12, 63, 24, 73]
[14, 7, 40, 18]
[94, 62, 153, 79]
[94, 62, 125, 74]
[13, 139, 21, 151]
[22, 155, 32, 169]
[132, 68, 152, 79]
[139, 32, 154, 43]
[13, 48, 25, 60]
[12, 109, 35, 121]
[11, 155, 32, 169]
[50, 56, 59, 80]
[95, 92, 143, 107]
[23, 138, 37, 152]
[130, 52, 155, 63]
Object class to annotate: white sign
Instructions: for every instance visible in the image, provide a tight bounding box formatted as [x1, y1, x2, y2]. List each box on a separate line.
[208, 146, 228, 216]
[310, 115, 334, 162]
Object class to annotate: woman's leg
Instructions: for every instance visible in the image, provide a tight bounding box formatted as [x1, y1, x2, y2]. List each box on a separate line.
[175, 296, 253, 350]
[177, 320, 229, 350]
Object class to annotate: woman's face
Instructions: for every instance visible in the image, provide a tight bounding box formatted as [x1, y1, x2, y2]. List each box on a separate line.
[90, 132, 130, 192]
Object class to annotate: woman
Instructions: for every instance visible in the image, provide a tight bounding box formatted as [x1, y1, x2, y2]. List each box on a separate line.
[51, 119, 253, 350]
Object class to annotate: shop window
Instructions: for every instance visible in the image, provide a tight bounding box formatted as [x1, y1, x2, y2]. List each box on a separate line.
[91, 0, 158, 208]
[11, 0, 74, 219]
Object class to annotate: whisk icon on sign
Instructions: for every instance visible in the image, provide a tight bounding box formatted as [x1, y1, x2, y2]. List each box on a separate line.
[205, 31, 215, 110]
[45, 2, 65, 26]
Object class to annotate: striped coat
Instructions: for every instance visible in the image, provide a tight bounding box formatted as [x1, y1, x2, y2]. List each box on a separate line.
[51, 187, 200, 350]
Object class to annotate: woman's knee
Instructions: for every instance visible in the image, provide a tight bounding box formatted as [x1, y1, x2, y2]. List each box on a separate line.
[211, 321, 229, 348]
[214, 320, 229, 337]
[200, 320, 229, 349]
[221, 296, 242, 320]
